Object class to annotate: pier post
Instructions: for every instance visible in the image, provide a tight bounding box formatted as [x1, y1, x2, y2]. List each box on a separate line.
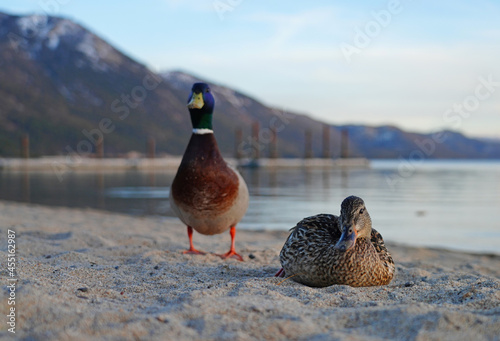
[147, 137, 156, 159]
[252, 121, 260, 160]
[341, 128, 349, 158]
[304, 130, 312, 159]
[235, 127, 243, 160]
[96, 137, 104, 159]
[269, 126, 277, 159]
[21, 134, 29, 159]
[322, 124, 330, 158]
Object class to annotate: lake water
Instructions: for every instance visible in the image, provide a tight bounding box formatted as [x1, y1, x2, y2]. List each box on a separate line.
[1, 160, 499, 255]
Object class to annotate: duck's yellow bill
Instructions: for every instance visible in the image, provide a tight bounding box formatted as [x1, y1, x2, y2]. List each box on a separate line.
[187, 92, 204, 109]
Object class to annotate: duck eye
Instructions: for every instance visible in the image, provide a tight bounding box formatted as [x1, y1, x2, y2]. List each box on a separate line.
[359, 208, 364, 214]
[205, 88, 210, 92]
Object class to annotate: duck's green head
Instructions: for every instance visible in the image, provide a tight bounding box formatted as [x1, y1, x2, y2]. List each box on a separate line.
[187, 83, 214, 131]
[334, 195, 372, 252]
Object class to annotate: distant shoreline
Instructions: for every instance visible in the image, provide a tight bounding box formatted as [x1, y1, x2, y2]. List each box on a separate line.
[0, 156, 370, 172]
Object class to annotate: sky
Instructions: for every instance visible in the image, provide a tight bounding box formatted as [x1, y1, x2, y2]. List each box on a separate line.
[1, 0, 500, 138]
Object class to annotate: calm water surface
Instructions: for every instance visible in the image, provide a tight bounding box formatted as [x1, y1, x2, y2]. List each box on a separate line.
[1, 160, 499, 254]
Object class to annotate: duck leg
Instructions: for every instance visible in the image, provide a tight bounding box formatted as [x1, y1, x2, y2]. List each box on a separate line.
[183, 226, 206, 255]
[217, 226, 243, 261]
[275, 268, 285, 277]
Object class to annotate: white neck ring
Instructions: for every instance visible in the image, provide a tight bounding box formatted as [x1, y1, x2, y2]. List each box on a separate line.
[192, 128, 214, 135]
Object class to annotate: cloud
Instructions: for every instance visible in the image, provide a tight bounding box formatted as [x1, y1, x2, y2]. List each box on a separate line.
[245, 7, 339, 49]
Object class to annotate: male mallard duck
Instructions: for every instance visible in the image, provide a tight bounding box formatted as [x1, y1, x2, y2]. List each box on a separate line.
[170, 83, 249, 261]
[276, 196, 394, 287]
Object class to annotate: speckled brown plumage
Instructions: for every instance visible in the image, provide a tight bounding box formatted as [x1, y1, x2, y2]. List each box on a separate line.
[278, 196, 394, 287]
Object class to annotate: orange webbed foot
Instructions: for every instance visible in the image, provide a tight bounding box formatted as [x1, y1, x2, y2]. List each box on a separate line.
[217, 250, 244, 262]
[182, 248, 206, 255]
[216, 226, 244, 261]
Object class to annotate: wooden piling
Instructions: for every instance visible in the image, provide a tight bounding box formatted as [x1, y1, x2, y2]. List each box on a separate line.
[147, 137, 156, 159]
[269, 126, 277, 159]
[235, 127, 243, 159]
[304, 130, 312, 159]
[252, 121, 260, 160]
[341, 128, 349, 158]
[96, 137, 104, 159]
[322, 124, 330, 158]
[21, 134, 29, 159]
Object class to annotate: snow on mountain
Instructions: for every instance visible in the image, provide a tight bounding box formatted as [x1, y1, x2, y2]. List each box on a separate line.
[162, 70, 199, 90]
[1, 11, 499, 158]
[215, 86, 250, 110]
[46, 18, 82, 50]
[162, 70, 252, 110]
[76, 32, 105, 70]
[16, 14, 52, 38]
[9, 14, 119, 72]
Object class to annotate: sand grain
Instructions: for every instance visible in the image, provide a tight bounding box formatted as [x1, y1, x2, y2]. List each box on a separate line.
[0, 201, 499, 340]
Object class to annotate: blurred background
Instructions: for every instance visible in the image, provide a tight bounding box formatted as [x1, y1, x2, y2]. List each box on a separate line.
[0, 1, 499, 254]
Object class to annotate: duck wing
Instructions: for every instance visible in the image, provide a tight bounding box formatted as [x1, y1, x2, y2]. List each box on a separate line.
[370, 228, 395, 273]
[287, 213, 341, 245]
[279, 214, 341, 285]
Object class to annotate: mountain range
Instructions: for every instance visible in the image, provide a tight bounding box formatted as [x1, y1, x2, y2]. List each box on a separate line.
[1, 11, 499, 159]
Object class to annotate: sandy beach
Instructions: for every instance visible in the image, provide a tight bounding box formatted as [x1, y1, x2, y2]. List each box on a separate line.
[0, 200, 499, 340]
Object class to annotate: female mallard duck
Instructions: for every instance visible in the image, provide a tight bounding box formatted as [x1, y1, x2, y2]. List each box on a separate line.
[276, 196, 394, 287]
[170, 83, 249, 261]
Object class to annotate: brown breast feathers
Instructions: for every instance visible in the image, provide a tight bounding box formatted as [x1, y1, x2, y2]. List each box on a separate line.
[171, 134, 239, 213]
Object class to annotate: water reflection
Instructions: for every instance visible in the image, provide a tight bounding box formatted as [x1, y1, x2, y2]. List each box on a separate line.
[0, 160, 499, 254]
[22, 171, 31, 203]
